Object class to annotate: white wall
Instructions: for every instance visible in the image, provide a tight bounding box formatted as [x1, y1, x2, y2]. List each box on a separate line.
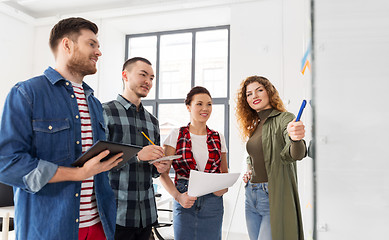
[1, 0, 313, 239]
[229, 1, 284, 236]
[31, 25, 54, 76]
[315, 0, 389, 239]
[229, 0, 313, 238]
[0, 12, 34, 114]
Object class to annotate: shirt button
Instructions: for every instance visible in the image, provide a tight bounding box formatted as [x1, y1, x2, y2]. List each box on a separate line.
[76, 218, 79, 223]
[48, 125, 53, 130]
[76, 141, 80, 145]
[71, 94, 75, 98]
[66, 82, 70, 86]
[75, 193, 79, 197]
[75, 115, 79, 119]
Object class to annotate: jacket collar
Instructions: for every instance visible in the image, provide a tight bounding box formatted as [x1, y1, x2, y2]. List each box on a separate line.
[43, 66, 94, 95]
[44, 67, 65, 85]
[268, 109, 282, 118]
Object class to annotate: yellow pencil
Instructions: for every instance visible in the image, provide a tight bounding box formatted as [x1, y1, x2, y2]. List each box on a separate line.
[141, 131, 155, 145]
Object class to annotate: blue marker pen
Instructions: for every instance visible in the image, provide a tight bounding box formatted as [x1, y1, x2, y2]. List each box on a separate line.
[296, 100, 307, 122]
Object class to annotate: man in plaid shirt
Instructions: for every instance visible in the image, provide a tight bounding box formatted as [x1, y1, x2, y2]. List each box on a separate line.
[103, 57, 170, 240]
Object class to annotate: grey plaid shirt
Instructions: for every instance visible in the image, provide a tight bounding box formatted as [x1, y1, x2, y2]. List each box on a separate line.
[103, 94, 160, 228]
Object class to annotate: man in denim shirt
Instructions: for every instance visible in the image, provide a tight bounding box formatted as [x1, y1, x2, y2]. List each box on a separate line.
[0, 18, 122, 240]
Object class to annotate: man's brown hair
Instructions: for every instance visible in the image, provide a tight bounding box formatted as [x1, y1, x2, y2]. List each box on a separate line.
[49, 17, 98, 53]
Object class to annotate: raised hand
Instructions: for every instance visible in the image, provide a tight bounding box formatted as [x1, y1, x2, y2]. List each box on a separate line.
[287, 119, 305, 141]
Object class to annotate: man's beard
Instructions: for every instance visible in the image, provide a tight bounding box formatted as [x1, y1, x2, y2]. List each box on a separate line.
[67, 50, 97, 78]
[136, 90, 148, 98]
[134, 86, 149, 98]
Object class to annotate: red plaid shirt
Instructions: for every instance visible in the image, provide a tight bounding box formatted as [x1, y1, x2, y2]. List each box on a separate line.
[173, 124, 222, 184]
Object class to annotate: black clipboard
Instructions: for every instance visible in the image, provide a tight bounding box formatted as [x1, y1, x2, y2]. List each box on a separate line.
[71, 140, 142, 171]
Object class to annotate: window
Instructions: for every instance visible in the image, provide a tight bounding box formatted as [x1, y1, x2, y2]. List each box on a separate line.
[125, 26, 230, 153]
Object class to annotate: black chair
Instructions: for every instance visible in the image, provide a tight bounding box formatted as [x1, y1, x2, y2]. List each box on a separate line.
[0, 182, 14, 232]
[151, 182, 174, 240]
[151, 207, 174, 239]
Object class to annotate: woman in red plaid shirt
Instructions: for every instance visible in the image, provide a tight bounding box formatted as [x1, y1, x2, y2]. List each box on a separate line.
[160, 86, 228, 240]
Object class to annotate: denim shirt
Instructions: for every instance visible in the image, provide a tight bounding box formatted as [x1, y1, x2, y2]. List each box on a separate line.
[0, 67, 116, 240]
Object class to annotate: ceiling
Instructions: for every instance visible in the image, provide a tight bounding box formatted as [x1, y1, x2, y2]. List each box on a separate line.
[0, 0, 174, 18]
[0, 0, 252, 25]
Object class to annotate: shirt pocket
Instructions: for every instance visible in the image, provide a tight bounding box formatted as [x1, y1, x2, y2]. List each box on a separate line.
[32, 119, 71, 164]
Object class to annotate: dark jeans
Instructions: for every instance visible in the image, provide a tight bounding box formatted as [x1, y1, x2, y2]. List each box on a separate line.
[114, 224, 153, 240]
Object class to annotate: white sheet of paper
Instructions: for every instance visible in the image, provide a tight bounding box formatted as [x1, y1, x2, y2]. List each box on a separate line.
[187, 170, 240, 197]
[148, 155, 181, 164]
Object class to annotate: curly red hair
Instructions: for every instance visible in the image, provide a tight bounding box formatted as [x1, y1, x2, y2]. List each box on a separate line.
[235, 76, 286, 140]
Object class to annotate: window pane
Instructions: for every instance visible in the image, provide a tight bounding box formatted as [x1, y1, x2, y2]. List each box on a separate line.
[158, 103, 189, 144]
[159, 33, 192, 99]
[158, 103, 225, 144]
[143, 105, 153, 115]
[206, 104, 225, 134]
[195, 29, 228, 98]
[128, 36, 157, 100]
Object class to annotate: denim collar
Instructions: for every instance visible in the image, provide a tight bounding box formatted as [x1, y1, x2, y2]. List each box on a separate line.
[44, 66, 94, 96]
[44, 66, 65, 84]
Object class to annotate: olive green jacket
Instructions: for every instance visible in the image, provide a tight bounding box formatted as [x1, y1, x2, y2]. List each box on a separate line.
[247, 109, 306, 240]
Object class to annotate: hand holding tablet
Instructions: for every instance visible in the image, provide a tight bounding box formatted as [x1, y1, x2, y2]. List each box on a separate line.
[71, 140, 142, 171]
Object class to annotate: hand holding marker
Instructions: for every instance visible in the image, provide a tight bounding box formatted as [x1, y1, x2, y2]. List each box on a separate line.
[141, 131, 155, 145]
[296, 100, 307, 122]
[141, 131, 179, 164]
[287, 100, 307, 141]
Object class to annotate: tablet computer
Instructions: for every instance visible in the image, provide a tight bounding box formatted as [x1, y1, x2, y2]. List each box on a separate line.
[71, 140, 142, 171]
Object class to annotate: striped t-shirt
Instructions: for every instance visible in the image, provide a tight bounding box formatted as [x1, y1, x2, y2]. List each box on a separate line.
[71, 82, 101, 228]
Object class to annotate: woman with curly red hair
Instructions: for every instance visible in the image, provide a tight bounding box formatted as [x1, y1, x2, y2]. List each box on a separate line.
[236, 76, 307, 240]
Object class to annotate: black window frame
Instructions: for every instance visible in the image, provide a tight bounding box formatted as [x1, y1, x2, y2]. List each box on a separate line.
[125, 25, 230, 160]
